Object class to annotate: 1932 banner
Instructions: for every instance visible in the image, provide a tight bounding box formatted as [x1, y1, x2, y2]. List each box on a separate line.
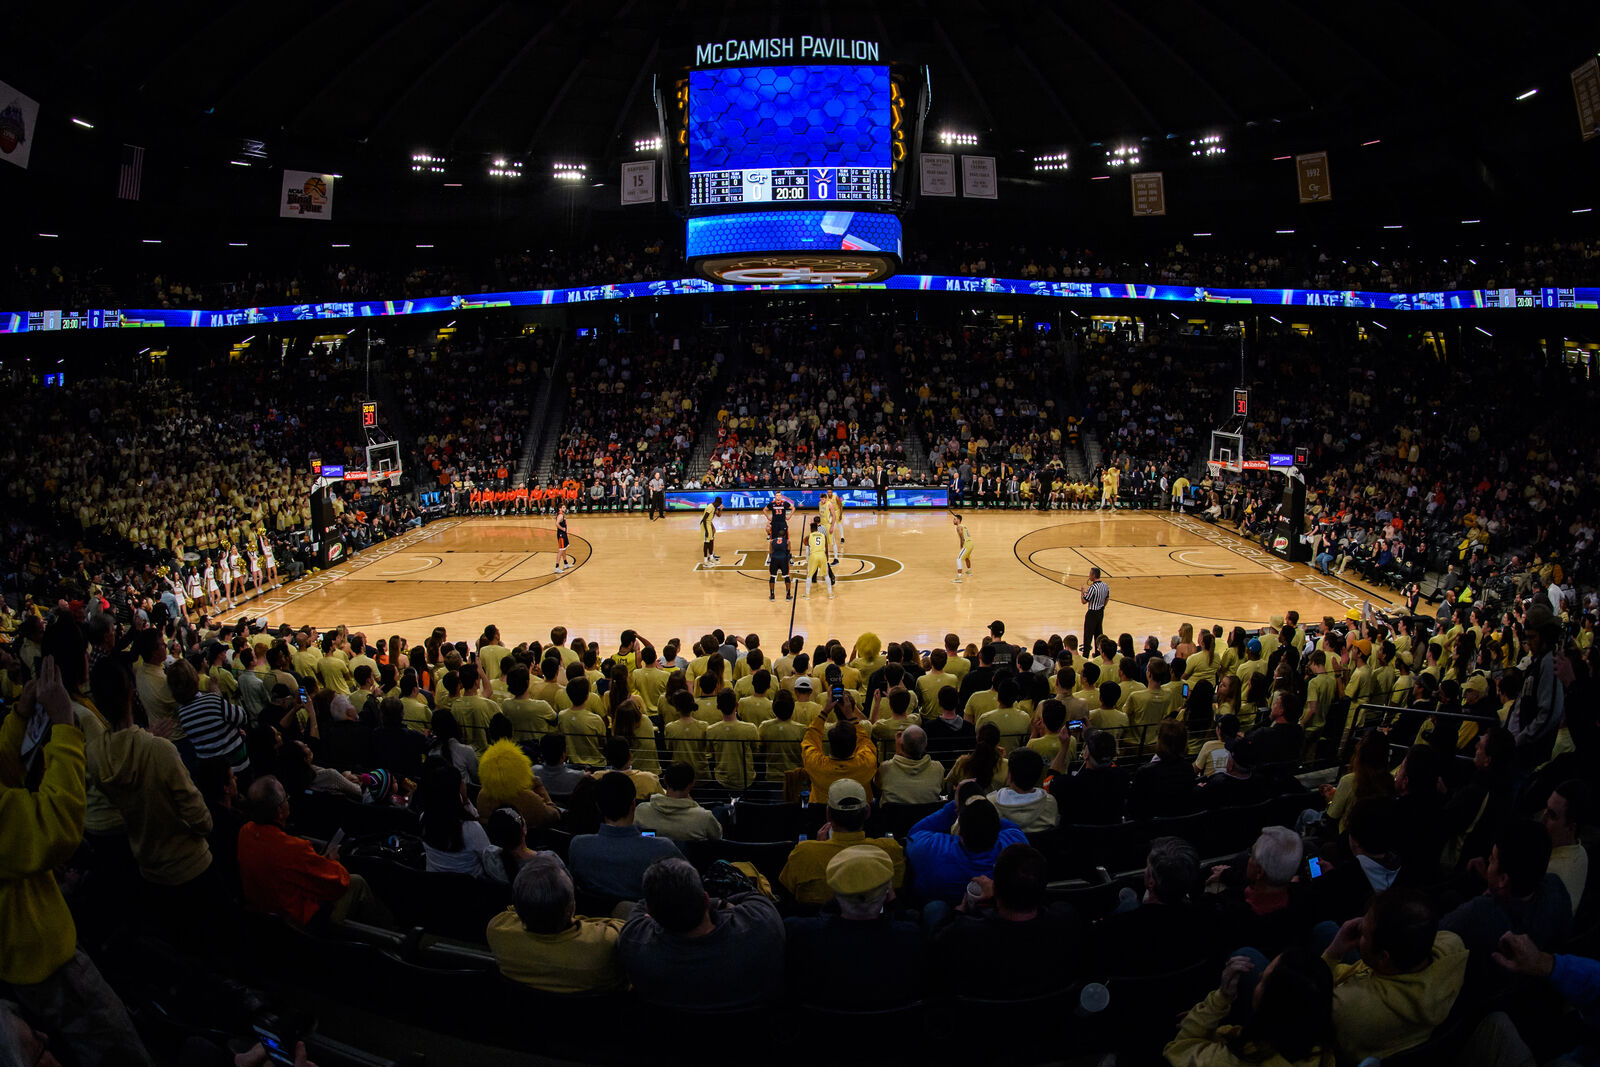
[1296, 151, 1332, 203]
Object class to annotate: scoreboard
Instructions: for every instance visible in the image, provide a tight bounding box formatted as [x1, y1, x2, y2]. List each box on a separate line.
[670, 52, 921, 284]
[690, 166, 892, 206]
[687, 65, 893, 208]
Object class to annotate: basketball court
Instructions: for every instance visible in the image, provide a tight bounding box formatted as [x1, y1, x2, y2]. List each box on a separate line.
[221, 510, 1392, 651]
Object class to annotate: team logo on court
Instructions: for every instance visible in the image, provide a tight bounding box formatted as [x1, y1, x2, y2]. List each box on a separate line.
[696, 549, 903, 582]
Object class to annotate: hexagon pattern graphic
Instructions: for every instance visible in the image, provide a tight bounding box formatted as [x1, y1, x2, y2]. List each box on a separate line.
[686, 211, 903, 258]
[689, 65, 891, 172]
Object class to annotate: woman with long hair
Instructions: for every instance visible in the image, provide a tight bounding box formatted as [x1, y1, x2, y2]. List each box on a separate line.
[1175, 622, 1198, 660]
[408, 646, 433, 693]
[1184, 630, 1219, 687]
[945, 721, 1008, 792]
[609, 692, 660, 773]
[1182, 679, 1216, 734]
[428, 708, 479, 783]
[1219, 626, 1248, 680]
[1321, 730, 1394, 834]
[416, 763, 490, 878]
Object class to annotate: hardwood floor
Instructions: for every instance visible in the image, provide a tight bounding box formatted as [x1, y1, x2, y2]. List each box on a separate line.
[220, 509, 1395, 652]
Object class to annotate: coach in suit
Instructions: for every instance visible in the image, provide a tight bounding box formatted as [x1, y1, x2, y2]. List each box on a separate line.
[873, 466, 890, 509]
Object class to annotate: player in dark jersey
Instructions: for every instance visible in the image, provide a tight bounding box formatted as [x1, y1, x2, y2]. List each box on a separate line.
[554, 504, 571, 572]
[766, 493, 796, 600]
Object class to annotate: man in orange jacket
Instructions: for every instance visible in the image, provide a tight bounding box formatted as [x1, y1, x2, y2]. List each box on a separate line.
[237, 775, 391, 926]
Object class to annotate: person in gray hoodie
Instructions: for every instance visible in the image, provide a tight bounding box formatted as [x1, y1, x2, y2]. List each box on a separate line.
[984, 748, 1059, 832]
[86, 657, 218, 947]
[879, 725, 944, 805]
[634, 762, 724, 843]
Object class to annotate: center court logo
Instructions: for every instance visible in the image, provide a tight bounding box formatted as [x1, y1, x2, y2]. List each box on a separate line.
[696, 549, 903, 582]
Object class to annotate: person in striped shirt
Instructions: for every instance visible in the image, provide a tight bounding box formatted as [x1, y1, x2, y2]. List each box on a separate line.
[166, 658, 249, 779]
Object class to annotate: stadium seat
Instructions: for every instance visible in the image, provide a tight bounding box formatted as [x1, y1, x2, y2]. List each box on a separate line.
[878, 801, 945, 839]
[730, 800, 802, 842]
[682, 838, 796, 886]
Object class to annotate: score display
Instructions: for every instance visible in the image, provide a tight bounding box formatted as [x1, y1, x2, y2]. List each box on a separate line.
[690, 166, 892, 206]
[688, 65, 891, 208]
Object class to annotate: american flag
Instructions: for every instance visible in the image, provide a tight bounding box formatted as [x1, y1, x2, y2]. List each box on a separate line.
[117, 144, 144, 200]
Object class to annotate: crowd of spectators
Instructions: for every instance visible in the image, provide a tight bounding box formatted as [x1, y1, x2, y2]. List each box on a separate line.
[547, 329, 715, 489]
[1, 599, 1594, 1063]
[903, 235, 1600, 293]
[6, 233, 1596, 314]
[1, 237, 680, 312]
[699, 328, 913, 488]
[391, 322, 544, 495]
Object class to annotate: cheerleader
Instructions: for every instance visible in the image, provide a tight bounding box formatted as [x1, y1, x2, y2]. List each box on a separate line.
[259, 531, 279, 588]
[246, 546, 263, 592]
[184, 568, 204, 620]
[218, 550, 235, 607]
[227, 546, 246, 601]
[203, 557, 221, 611]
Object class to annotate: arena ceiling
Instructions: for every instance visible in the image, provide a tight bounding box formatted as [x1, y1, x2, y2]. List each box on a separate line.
[4, 0, 1598, 241]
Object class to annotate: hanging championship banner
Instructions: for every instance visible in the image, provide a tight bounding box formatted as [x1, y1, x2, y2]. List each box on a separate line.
[621, 160, 657, 204]
[920, 152, 955, 196]
[961, 155, 997, 199]
[1131, 171, 1166, 216]
[280, 170, 336, 219]
[1573, 57, 1600, 142]
[0, 79, 40, 170]
[1295, 151, 1332, 203]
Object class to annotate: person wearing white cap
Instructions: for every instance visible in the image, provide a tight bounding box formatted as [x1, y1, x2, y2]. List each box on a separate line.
[778, 779, 904, 906]
[783, 845, 925, 1000]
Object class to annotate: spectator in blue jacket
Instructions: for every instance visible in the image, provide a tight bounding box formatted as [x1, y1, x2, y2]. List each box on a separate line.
[1463, 931, 1600, 1066]
[905, 789, 1027, 920]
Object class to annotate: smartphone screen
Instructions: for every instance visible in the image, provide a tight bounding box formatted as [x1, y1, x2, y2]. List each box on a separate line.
[1307, 856, 1323, 879]
[1182, 683, 1191, 697]
[640, 830, 656, 837]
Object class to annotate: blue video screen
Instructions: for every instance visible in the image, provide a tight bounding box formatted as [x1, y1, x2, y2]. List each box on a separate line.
[686, 210, 902, 259]
[688, 65, 892, 207]
[665, 488, 947, 511]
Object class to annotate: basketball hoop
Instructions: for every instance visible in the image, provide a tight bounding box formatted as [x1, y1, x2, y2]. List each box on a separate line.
[1206, 461, 1223, 482]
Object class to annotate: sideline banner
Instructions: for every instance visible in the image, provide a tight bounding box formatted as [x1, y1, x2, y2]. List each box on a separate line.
[664, 487, 949, 511]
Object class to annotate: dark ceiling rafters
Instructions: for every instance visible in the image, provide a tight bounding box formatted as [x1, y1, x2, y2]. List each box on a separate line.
[366, 1, 513, 147]
[1176, 0, 1309, 113]
[1032, 4, 1164, 137]
[1096, 2, 1239, 127]
[207, 0, 367, 123]
[520, 0, 645, 158]
[919, 0, 998, 133]
[284, 0, 454, 135]
[1009, 45, 1086, 145]
[448, 0, 583, 154]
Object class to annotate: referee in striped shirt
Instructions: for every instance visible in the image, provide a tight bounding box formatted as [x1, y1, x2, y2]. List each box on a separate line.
[1081, 567, 1110, 650]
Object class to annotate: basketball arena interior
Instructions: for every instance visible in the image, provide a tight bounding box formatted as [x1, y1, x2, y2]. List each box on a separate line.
[3, 4, 1600, 1065]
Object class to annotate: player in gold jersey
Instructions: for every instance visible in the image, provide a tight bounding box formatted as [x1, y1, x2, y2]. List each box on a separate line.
[801, 517, 834, 599]
[952, 513, 974, 583]
[700, 496, 723, 564]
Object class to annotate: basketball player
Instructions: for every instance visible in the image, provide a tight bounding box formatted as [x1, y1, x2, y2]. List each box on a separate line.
[766, 492, 796, 601]
[701, 496, 723, 564]
[952, 513, 974, 583]
[827, 487, 846, 561]
[802, 516, 834, 599]
[554, 503, 571, 572]
[1099, 465, 1120, 511]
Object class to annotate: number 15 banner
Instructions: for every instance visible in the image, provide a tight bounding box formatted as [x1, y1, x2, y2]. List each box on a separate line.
[621, 160, 657, 204]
